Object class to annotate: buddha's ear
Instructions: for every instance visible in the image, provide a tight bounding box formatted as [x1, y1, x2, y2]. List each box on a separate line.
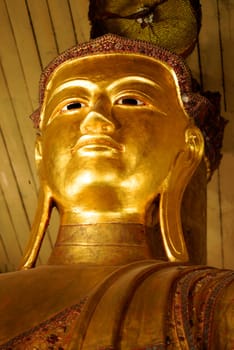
[159, 126, 204, 262]
[19, 186, 52, 270]
[19, 135, 53, 270]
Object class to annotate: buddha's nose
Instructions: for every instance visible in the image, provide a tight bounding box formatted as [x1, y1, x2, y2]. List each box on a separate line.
[80, 111, 115, 135]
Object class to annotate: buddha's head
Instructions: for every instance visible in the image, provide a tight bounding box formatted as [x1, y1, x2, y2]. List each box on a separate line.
[22, 35, 205, 268]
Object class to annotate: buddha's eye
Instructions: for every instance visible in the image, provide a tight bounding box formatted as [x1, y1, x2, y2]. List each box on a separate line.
[115, 97, 145, 106]
[62, 101, 86, 111]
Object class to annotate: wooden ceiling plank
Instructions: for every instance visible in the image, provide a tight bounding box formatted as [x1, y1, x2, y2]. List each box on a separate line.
[0, 65, 38, 222]
[0, 208, 21, 273]
[219, 109, 234, 266]
[0, 186, 13, 272]
[205, 0, 234, 270]
[0, 82, 54, 268]
[0, 232, 11, 273]
[0, 1, 38, 170]
[5, 0, 42, 109]
[69, 0, 90, 43]
[198, 0, 225, 267]
[0, 129, 32, 250]
[26, 0, 59, 67]
[0, 127, 53, 268]
[219, 150, 234, 269]
[0, 1, 57, 269]
[206, 172, 223, 268]
[47, 0, 77, 53]
[0, 166, 23, 271]
[0, 100, 53, 263]
[198, 0, 223, 93]
[200, 0, 234, 270]
[217, 1, 234, 113]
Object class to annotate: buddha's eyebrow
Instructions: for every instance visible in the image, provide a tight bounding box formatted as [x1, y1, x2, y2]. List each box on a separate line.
[107, 76, 163, 91]
[47, 80, 96, 103]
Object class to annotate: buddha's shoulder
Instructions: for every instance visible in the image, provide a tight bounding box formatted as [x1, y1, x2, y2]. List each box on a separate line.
[0, 262, 233, 347]
[0, 261, 182, 347]
[0, 264, 115, 344]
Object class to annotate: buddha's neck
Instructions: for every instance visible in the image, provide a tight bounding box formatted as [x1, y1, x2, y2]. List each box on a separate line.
[48, 223, 155, 266]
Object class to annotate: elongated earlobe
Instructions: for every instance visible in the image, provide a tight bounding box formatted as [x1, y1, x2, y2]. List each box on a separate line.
[159, 126, 204, 262]
[18, 136, 53, 270]
[18, 186, 52, 270]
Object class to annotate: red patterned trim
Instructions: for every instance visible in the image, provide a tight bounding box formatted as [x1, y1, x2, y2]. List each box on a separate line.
[0, 298, 87, 350]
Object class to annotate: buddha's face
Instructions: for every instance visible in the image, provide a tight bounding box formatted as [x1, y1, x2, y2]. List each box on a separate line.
[38, 54, 191, 224]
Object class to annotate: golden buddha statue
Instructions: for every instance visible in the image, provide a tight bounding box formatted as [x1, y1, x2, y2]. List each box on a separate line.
[0, 34, 233, 350]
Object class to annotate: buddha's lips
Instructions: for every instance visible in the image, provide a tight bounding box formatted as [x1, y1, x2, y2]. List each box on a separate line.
[71, 134, 125, 153]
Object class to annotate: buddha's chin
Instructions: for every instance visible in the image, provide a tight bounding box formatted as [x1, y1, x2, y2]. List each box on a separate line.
[55, 181, 156, 226]
[61, 167, 124, 196]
